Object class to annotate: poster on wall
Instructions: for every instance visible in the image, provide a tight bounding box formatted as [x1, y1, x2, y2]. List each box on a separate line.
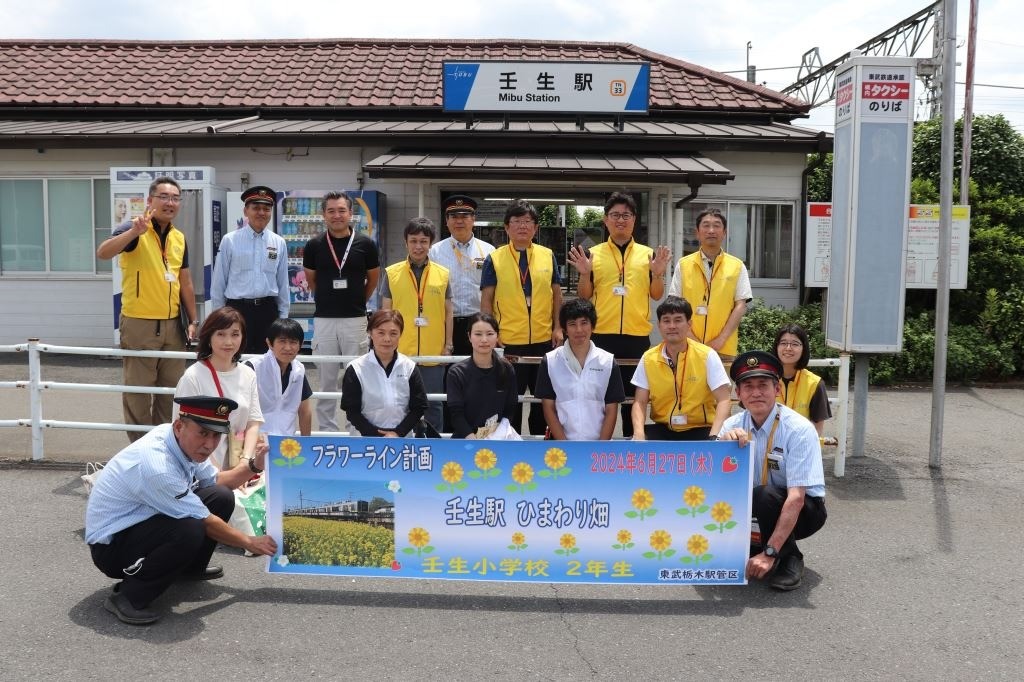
[265, 436, 753, 585]
[806, 202, 970, 289]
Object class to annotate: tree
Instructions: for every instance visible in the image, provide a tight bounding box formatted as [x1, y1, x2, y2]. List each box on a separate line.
[537, 204, 581, 227]
[806, 152, 833, 202]
[912, 114, 1024, 197]
[581, 207, 604, 226]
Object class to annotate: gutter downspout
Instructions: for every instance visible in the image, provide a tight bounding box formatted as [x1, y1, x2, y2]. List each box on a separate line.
[800, 131, 830, 304]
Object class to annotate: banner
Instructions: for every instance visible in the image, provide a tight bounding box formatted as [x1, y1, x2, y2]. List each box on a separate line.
[265, 436, 753, 585]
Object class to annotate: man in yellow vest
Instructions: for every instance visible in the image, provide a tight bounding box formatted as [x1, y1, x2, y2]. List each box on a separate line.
[381, 217, 453, 433]
[97, 177, 198, 441]
[567, 191, 671, 437]
[480, 199, 563, 436]
[668, 208, 752, 363]
[630, 296, 732, 441]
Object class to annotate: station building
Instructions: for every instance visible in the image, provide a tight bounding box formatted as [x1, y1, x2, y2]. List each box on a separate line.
[0, 38, 830, 345]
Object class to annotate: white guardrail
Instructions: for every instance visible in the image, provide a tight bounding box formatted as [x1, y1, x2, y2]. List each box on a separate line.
[0, 340, 851, 476]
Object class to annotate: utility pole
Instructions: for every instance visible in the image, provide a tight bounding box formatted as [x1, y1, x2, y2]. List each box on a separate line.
[929, 0, 958, 469]
[960, 0, 979, 204]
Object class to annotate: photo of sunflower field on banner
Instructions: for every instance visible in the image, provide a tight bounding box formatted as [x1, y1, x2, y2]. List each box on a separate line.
[265, 436, 754, 585]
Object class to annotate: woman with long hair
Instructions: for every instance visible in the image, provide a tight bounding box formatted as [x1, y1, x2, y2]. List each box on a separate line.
[444, 312, 520, 439]
[773, 323, 832, 436]
[174, 306, 264, 469]
[340, 310, 428, 437]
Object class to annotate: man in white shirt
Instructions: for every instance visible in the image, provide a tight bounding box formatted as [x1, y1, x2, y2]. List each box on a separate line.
[427, 195, 495, 356]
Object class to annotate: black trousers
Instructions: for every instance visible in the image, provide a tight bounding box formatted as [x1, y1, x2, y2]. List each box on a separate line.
[89, 484, 234, 608]
[451, 316, 474, 357]
[226, 297, 279, 354]
[752, 485, 827, 559]
[644, 423, 713, 441]
[592, 333, 649, 438]
[503, 341, 550, 436]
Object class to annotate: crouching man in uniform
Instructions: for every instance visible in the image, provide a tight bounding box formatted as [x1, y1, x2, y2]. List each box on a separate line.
[85, 396, 277, 625]
[718, 351, 827, 591]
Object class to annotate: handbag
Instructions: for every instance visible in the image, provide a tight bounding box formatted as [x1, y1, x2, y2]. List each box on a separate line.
[81, 461, 105, 495]
[414, 417, 442, 439]
[202, 359, 244, 469]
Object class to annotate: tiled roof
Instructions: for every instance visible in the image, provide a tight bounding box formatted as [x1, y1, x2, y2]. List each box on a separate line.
[0, 38, 809, 115]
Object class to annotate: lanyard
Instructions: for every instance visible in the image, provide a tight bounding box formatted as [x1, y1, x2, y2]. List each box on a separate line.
[202, 359, 225, 397]
[451, 239, 483, 270]
[758, 412, 782, 485]
[149, 222, 170, 271]
[608, 238, 633, 283]
[664, 343, 689, 410]
[326, 231, 355, 275]
[509, 243, 532, 290]
[406, 261, 430, 313]
[698, 252, 722, 304]
[783, 371, 801, 409]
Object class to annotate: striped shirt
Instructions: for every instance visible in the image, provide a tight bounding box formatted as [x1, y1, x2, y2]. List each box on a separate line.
[720, 403, 825, 498]
[85, 424, 218, 545]
[428, 236, 496, 317]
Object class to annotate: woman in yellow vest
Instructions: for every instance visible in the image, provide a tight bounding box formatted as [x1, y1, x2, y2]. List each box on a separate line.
[773, 323, 832, 435]
[381, 217, 454, 433]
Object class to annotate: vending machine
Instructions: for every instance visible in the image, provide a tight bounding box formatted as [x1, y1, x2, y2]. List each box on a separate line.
[108, 166, 228, 342]
[276, 189, 387, 345]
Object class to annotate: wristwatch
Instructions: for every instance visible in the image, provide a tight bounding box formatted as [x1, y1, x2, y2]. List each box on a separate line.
[246, 457, 263, 474]
[764, 544, 779, 559]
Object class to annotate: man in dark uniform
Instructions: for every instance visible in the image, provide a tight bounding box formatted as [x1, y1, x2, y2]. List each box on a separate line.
[85, 396, 277, 625]
[211, 185, 289, 354]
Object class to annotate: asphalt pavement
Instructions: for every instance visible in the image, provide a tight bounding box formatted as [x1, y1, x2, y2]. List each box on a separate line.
[1, 355, 1023, 679]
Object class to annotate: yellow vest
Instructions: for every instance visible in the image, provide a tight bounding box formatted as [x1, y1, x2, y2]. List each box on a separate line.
[777, 368, 822, 421]
[641, 341, 717, 431]
[677, 250, 744, 356]
[491, 243, 555, 345]
[385, 259, 449, 363]
[589, 239, 654, 336]
[119, 223, 187, 319]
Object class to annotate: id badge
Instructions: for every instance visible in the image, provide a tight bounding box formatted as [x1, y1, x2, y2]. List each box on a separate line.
[696, 305, 708, 316]
[414, 316, 429, 327]
[750, 517, 762, 548]
[670, 414, 687, 427]
[612, 285, 627, 296]
[333, 278, 348, 290]
[163, 270, 176, 282]
[525, 296, 532, 308]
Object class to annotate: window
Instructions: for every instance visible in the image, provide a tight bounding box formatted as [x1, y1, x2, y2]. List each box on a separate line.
[0, 177, 111, 274]
[673, 200, 796, 283]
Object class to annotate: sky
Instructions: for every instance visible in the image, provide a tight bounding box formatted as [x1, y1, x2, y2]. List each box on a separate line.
[1, 0, 1021, 133]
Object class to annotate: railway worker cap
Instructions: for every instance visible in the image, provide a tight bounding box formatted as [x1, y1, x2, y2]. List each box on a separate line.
[174, 395, 238, 433]
[241, 185, 277, 206]
[730, 350, 783, 385]
[443, 195, 478, 215]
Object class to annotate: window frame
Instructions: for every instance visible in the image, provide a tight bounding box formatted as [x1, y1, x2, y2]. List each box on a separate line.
[0, 176, 111, 277]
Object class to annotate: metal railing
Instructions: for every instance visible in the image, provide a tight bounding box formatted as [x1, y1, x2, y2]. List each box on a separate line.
[0, 340, 851, 476]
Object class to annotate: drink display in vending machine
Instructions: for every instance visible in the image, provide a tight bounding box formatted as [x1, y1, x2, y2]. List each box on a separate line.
[276, 189, 387, 346]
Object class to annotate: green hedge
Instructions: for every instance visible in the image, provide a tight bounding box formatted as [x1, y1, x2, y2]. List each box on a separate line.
[738, 299, 1019, 385]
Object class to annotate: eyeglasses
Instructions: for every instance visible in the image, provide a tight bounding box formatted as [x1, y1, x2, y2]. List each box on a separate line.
[153, 194, 182, 204]
[778, 341, 803, 349]
[607, 212, 634, 221]
[507, 219, 536, 227]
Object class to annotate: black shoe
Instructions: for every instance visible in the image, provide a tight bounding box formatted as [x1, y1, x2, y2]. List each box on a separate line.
[769, 554, 804, 591]
[180, 565, 224, 581]
[103, 592, 159, 625]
